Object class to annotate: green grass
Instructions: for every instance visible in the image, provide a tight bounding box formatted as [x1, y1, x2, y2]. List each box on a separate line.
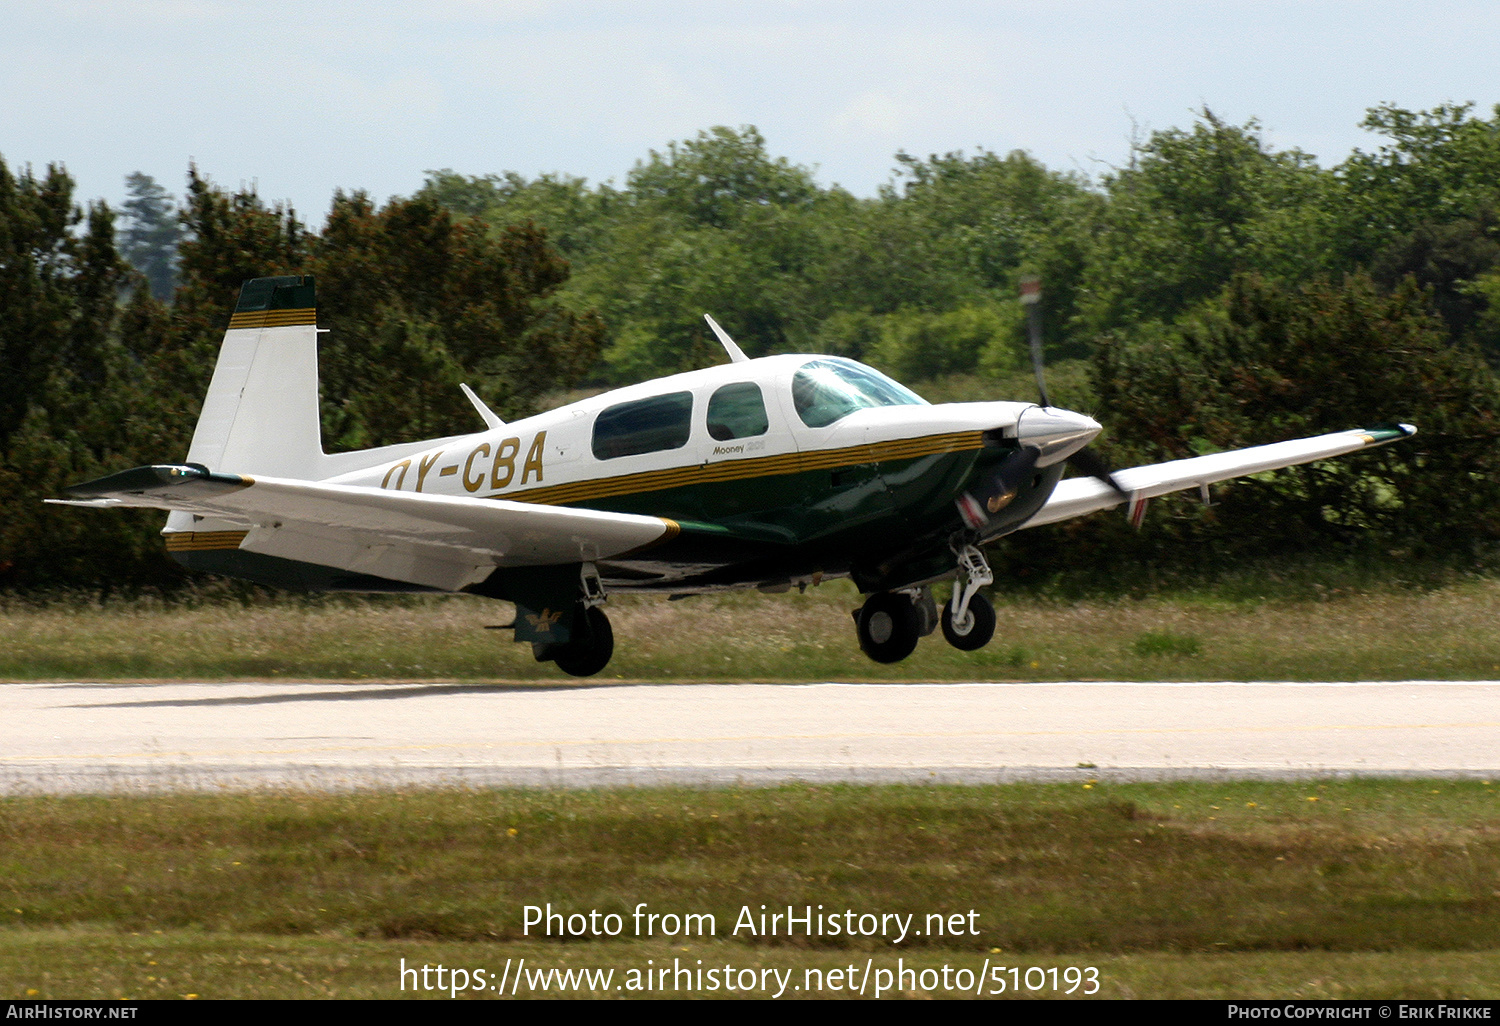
[3, 782, 1500, 998]
[3, 576, 1500, 681]
[1132, 631, 1203, 658]
[7, 934, 1498, 999]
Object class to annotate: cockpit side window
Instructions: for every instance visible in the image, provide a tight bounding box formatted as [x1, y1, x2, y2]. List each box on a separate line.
[791, 358, 928, 428]
[592, 391, 694, 459]
[706, 382, 769, 441]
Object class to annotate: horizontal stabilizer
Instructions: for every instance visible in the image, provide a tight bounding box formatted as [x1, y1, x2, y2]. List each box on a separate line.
[61, 463, 679, 591]
[65, 463, 254, 503]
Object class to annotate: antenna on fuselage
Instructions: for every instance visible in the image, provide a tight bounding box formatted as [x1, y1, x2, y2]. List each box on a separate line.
[704, 314, 749, 364]
[459, 382, 505, 430]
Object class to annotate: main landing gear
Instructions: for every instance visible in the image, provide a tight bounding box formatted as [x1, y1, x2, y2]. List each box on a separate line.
[853, 544, 997, 664]
[532, 564, 614, 678]
[855, 591, 925, 663]
[536, 605, 615, 677]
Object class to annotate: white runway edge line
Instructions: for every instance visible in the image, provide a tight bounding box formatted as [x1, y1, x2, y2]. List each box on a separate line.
[1, 680, 1497, 793]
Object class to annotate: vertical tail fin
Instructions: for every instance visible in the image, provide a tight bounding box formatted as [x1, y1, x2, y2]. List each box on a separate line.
[184, 275, 329, 479]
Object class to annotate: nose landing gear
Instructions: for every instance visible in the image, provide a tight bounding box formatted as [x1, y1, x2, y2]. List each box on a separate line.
[942, 591, 995, 650]
[942, 544, 996, 651]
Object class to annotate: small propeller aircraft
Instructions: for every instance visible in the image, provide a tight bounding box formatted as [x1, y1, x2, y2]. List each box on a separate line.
[54, 275, 1415, 676]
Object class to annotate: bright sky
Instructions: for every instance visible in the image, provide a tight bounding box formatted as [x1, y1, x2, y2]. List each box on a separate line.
[4, 0, 1497, 223]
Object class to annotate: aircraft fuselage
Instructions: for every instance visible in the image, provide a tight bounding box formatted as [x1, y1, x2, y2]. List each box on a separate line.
[170, 354, 1076, 597]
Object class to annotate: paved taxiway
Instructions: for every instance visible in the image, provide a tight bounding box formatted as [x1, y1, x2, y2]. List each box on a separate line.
[2, 680, 1497, 791]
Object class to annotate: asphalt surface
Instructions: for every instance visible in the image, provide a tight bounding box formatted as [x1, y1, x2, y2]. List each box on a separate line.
[2, 679, 1497, 791]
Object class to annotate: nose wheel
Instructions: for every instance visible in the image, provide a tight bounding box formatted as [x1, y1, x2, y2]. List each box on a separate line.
[942, 543, 996, 651]
[941, 591, 995, 650]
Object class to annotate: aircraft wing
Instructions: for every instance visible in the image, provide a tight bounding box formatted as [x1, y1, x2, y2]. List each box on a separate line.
[53, 464, 678, 591]
[1022, 424, 1417, 530]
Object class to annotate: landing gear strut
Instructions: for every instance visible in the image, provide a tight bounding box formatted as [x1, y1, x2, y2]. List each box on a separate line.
[942, 543, 996, 651]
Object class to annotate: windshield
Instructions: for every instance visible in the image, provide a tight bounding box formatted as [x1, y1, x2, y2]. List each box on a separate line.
[791, 358, 928, 428]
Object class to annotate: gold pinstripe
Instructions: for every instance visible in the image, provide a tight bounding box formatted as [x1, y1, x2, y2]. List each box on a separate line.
[490, 430, 985, 507]
[164, 530, 249, 552]
[227, 308, 317, 329]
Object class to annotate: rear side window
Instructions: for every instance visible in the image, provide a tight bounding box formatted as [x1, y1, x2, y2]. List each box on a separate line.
[706, 382, 769, 441]
[592, 391, 694, 459]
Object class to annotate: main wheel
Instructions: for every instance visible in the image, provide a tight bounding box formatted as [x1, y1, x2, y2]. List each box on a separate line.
[856, 592, 921, 664]
[551, 606, 614, 677]
[941, 591, 996, 651]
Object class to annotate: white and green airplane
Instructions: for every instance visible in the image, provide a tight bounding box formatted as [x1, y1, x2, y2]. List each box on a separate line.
[55, 276, 1415, 676]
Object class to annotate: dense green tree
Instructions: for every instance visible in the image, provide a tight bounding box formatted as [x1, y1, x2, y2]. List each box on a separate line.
[561, 126, 829, 380]
[1337, 103, 1500, 266]
[0, 159, 88, 447]
[1369, 206, 1500, 354]
[800, 185, 979, 322]
[0, 165, 605, 591]
[419, 169, 618, 260]
[311, 191, 604, 448]
[879, 149, 1102, 357]
[862, 303, 1024, 382]
[625, 125, 819, 229]
[0, 158, 192, 592]
[11, 102, 1500, 594]
[1092, 273, 1500, 554]
[1077, 111, 1334, 335]
[118, 172, 182, 301]
[1333, 104, 1500, 358]
[425, 133, 1097, 383]
[174, 166, 309, 357]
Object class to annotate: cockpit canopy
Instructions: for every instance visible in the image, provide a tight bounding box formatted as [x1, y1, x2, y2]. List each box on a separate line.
[791, 358, 928, 428]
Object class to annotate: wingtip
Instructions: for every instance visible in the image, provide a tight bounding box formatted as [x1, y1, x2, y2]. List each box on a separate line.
[1360, 422, 1418, 445]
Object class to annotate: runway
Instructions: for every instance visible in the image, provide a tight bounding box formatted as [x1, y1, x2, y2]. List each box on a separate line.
[3, 678, 1497, 791]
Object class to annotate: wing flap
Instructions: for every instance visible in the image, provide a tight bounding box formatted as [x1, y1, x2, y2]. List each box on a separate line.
[238, 522, 499, 591]
[1024, 424, 1416, 530]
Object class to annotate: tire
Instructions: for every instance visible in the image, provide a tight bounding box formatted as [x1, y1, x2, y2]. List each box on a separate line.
[856, 592, 921, 664]
[551, 606, 615, 677]
[941, 591, 996, 651]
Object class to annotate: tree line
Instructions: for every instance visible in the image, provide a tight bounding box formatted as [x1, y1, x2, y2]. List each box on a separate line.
[2, 102, 1498, 594]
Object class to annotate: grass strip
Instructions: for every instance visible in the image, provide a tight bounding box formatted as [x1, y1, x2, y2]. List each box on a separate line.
[7, 932, 1500, 1000]
[2, 780, 1499, 1000]
[3, 578, 1500, 681]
